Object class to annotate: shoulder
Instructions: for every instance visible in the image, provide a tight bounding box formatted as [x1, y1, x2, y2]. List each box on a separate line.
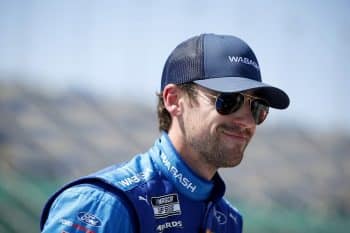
[217, 198, 243, 228]
[95, 152, 157, 191]
[42, 152, 158, 232]
[220, 198, 242, 214]
[52, 183, 124, 208]
[42, 184, 134, 233]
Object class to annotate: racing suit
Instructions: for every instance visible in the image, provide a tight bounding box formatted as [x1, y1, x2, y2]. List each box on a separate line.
[41, 132, 243, 233]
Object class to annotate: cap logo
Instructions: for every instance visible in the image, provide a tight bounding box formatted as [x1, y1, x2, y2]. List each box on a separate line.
[228, 56, 260, 71]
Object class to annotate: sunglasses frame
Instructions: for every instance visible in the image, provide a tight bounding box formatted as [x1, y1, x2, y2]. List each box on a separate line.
[190, 86, 270, 125]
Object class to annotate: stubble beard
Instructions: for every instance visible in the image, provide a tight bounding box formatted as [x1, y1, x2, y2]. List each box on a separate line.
[187, 125, 250, 169]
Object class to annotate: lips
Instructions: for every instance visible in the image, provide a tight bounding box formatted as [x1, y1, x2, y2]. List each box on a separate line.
[219, 125, 252, 141]
[222, 131, 248, 143]
[223, 130, 248, 140]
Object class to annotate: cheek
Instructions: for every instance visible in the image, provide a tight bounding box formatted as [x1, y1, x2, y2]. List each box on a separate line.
[195, 111, 220, 134]
[184, 100, 220, 134]
[186, 111, 204, 132]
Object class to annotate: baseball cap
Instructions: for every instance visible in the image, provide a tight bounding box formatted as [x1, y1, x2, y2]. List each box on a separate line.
[161, 33, 289, 109]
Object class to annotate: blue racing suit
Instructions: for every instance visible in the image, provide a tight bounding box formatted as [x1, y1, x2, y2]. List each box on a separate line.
[40, 132, 243, 233]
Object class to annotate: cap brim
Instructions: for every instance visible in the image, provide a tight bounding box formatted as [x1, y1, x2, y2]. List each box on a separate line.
[194, 77, 290, 109]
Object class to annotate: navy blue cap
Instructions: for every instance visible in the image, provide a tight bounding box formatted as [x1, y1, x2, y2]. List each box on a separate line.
[161, 33, 289, 109]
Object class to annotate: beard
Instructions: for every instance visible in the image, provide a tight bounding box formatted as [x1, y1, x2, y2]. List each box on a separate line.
[186, 123, 252, 168]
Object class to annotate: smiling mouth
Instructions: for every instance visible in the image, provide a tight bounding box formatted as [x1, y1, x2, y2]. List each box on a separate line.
[219, 124, 252, 141]
[222, 130, 248, 141]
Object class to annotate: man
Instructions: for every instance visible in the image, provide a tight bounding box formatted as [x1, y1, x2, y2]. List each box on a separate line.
[40, 33, 289, 233]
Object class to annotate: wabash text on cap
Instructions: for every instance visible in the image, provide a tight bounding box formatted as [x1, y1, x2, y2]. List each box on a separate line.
[161, 33, 290, 109]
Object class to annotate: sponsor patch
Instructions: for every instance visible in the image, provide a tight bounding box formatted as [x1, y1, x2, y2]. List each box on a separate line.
[151, 194, 181, 218]
[72, 223, 95, 233]
[118, 168, 152, 187]
[156, 220, 183, 232]
[229, 212, 238, 224]
[59, 218, 74, 227]
[160, 153, 196, 192]
[138, 195, 150, 205]
[59, 218, 95, 233]
[213, 207, 227, 224]
[78, 212, 102, 227]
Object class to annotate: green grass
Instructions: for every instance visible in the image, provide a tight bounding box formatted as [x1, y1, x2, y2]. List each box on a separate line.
[231, 199, 350, 233]
[0, 170, 65, 233]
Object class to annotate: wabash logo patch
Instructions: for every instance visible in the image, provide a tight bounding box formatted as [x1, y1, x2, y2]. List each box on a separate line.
[151, 194, 181, 218]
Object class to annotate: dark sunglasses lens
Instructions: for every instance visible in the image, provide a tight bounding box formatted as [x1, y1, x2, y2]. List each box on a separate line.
[251, 100, 269, 124]
[215, 93, 243, 115]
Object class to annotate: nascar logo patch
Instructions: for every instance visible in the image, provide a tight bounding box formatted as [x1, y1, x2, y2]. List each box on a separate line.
[151, 193, 181, 218]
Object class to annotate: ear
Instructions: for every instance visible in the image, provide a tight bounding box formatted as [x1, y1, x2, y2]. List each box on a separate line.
[162, 84, 183, 116]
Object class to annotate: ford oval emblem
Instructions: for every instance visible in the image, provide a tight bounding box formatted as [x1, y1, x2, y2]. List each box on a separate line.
[214, 210, 227, 225]
[78, 212, 102, 227]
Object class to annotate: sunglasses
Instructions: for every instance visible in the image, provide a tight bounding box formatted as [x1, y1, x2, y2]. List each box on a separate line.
[192, 88, 270, 125]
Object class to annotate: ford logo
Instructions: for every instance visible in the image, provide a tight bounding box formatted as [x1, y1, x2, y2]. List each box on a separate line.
[78, 212, 102, 227]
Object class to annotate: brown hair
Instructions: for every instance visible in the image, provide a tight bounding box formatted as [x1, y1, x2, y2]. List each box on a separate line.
[157, 83, 196, 132]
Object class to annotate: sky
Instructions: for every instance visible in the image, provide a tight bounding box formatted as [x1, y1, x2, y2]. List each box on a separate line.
[0, 0, 349, 131]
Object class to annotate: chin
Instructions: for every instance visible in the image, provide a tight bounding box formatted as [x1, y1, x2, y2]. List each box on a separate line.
[230, 160, 243, 167]
[221, 157, 243, 168]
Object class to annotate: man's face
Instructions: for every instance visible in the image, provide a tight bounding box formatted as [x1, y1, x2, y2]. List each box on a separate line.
[180, 86, 257, 169]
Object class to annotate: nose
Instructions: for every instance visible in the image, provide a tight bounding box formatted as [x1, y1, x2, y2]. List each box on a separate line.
[231, 101, 256, 127]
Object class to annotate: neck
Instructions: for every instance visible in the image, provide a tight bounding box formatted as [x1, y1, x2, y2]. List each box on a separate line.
[167, 129, 217, 181]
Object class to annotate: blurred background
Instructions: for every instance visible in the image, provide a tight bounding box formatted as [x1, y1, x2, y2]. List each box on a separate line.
[0, 1, 349, 233]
